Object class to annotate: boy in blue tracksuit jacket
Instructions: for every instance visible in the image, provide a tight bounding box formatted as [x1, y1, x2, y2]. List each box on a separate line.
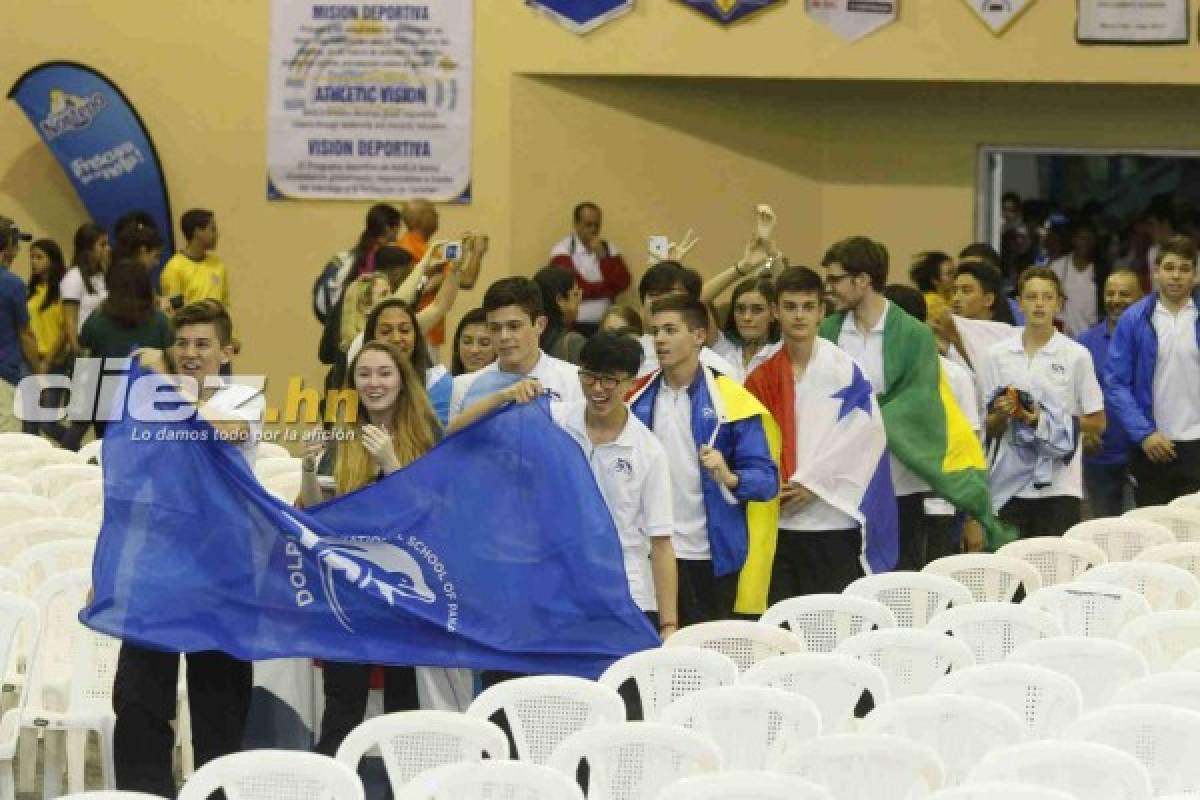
[1104, 236, 1200, 507]
[629, 295, 779, 626]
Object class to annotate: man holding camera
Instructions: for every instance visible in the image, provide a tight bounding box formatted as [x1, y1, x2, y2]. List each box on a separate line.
[0, 215, 40, 432]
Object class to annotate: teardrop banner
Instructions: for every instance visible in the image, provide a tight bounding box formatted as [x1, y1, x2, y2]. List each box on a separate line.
[676, 0, 786, 26]
[961, 0, 1038, 36]
[527, 0, 634, 33]
[806, 0, 898, 41]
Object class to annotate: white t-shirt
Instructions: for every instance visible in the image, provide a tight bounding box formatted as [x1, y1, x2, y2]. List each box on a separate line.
[549, 235, 620, 325]
[1049, 255, 1098, 338]
[550, 401, 673, 611]
[637, 334, 739, 380]
[60, 267, 107, 333]
[982, 331, 1105, 499]
[711, 331, 774, 385]
[204, 382, 266, 468]
[1151, 298, 1200, 442]
[651, 381, 710, 560]
[449, 350, 581, 419]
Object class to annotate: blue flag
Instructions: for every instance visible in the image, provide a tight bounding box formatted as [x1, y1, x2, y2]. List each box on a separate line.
[83, 372, 658, 678]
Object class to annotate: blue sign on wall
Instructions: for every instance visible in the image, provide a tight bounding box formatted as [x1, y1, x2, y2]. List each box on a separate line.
[527, 0, 634, 33]
[678, 0, 784, 25]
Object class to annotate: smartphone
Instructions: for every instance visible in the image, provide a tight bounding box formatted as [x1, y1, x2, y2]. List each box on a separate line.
[443, 241, 462, 260]
[648, 235, 669, 260]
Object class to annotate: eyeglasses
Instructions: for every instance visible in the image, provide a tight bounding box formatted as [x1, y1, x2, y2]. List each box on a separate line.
[579, 371, 624, 390]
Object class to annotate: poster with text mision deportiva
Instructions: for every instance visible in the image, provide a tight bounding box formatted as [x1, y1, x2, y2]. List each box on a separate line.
[267, 0, 473, 202]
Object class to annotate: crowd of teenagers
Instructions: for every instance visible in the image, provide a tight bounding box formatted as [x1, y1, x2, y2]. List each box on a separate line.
[1, 194, 1199, 795]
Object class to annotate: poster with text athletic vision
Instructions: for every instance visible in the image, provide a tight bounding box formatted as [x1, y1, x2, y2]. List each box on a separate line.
[267, 0, 473, 202]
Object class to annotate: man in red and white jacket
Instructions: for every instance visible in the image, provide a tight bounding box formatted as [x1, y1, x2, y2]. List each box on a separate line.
[549, 201, 631, 335]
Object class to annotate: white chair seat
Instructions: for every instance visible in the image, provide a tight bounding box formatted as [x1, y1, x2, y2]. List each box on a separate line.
[922, 554, 1041, 603]
[844, 571, 974, 628]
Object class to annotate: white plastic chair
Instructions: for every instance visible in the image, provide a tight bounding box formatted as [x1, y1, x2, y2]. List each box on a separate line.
[1080, 561, 1200, 611]
[1176, 649, 1200, 670]
[1169, 493, 1200, 511]
[333, 711, 507, 796]
[547, 722, 720, 799]
[0, 492, 59, 526]
[257, 442, 292, 460]
[862, 694, 1025, 788]
[76, 440, 103, 466]
[926, 602, 1063, 664]
[57, 792, 166, 800]
[1119, 611, 1200, 671]
[597, 646, 737, 722]
[401, 760, 582, 800]
[1066, 704, 1200, 796]
[1065, 518, 1175, 562]
[0, 567, 18, 594]
[1008, 637, 1148, 710]
[665, 621, 804, 674]
[844, 571, 974, 628]
[465, 676, 625, 764]
[0, 449, 81, 478]
[836, 628, 975, 698]
[1113, 671, 1200, 713]
[12, 540, 95, 593]
[55, 479, 104, 523]
[254, 457, 303, 481]
[1124, 505, 1200, 544]
[930, 785, 1075, 800]
[0, 476, 32, 495]
[776, 734, 945, 799]
[0, 592, 39, 800]
[932, 663, 1083, 737]
[264, 471, 303, 503]
[997, 537, 1108, 587]
[27, 465, 102, 501]
[968, 740, 1152, 800]
[0, 518, 99, 567]
[759, 595, 895, 653]
[1023, 582, 1152, 639]
[742, 653, 889, 734]
[659, 686, 820, 770]
[1136, 541, 1200, 583]
[922, 554, 1041, 603]
[0, 432, 53, 453]
[177, 750, 364, 800]
[658, 771, 834, 800]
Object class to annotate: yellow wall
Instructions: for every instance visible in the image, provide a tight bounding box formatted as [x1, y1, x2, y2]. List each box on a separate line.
[4, 0, 1200, 425]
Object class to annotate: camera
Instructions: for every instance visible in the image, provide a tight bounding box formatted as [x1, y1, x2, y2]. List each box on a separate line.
[443, 241, 462, 261]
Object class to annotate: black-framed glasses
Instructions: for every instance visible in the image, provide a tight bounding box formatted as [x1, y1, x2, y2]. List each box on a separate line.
[579, 370, 624, 390]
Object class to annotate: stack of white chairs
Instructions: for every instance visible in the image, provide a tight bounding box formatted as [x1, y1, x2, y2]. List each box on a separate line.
[0, 591, 39, 800]
[923, 554, 1041, 603]
[1124, 505, 1200, 544]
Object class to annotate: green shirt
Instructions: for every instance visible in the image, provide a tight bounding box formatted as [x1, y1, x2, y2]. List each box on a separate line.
[81, 309, 172, 360]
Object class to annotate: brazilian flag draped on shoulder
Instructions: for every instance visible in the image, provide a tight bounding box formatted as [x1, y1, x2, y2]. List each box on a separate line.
[820, 306, 1017, 550]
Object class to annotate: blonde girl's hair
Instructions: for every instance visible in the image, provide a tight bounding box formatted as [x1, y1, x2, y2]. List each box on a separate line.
[334, 340, 441, 495]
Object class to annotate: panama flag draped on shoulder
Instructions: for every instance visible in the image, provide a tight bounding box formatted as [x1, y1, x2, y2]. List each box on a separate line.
[820, 307, 1017, 550]
[745, 340, 898, 575]
[83, 366, 658, 679]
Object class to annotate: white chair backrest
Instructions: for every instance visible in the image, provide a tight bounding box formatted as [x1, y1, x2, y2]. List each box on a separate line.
[1008, 637, 1148, 710]
[0, 448, 81, 477]
[742, 653, 889, 734]
[1170, 493, 1200, 511]
[257, 442, 292, 460]
[1177, 649, 1200, 670]
[836, 628, 975, 699]
[665, 621, 804, 674]
[1124, 505, 1200, 544]
[177, 750, 364, 800]
[13, 539, 95, 593]
[0, 591, 39, 759]
[1119, 611, 1200, 671]
[0, 432, 53, 452]
[776, 734, 945, 799]
[1024, 582, 1152, 639]
[1065, 518, 1175, 562]
[57, 792, 168, 800]
[844, 571, 974, 628]
[0, 474, 32, 494]
[997, 537, 1108, 587]
[968, 741, 1152, 800]
[25, 570, 111, 719]
[759, 594, 896, 653]
[0, 516, 99, 563]
[402, 760, 583, 800]
[76, 438, 103, 466]
[264, 471, 303, 504]
[547, 722, 720, 800]
[0, 565, 19, 593]
[862, 693, 1025, 788]
[922, 554, 1041, 603]
[926, 602, 1063, 664]
[28, 464, 103, 500]
[1114, 671, 1200, 713]
[658, 771, 834, 800]
[1136, 541, 1200, 582]
[0, 491, 59, 526]
[597, 646, 737, 721]
[930, 785, 1075, 800]
[1080, 561, 1200, 611]
[333, 711, 507, 793]
[1066, 704, 1200, 797]
[254, 457, 303, 481]
[659, 686, 820, 770]
[932, 663, 1083, 737]
[56, 478, 105, 523]
[465, 675, 625, 764]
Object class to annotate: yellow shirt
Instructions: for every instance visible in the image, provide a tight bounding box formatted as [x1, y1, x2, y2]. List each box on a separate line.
[160, 252, 230, 307]
[26, 285, 65, 362]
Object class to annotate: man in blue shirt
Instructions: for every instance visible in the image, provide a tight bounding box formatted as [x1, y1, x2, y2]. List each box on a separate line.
[0, 215, 39, 433]
[1078, 271, 1142, 518]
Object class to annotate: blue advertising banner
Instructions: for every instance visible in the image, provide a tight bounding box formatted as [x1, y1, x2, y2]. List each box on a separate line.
[677, 0, 784, 25]
[7, 62, 174, 255]
[527, 0, 634, 33]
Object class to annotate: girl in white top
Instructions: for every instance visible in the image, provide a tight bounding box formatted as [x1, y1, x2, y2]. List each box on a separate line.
[60, 222, 111, 352]
[712, 276, 779, 383]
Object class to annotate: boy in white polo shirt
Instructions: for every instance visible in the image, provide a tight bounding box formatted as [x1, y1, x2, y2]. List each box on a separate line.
[983, 267, 1107, 537]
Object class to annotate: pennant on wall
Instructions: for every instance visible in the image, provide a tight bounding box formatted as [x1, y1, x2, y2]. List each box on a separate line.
[961, 0, 1037, 35]
[676, 0, 785, 25]
[1076, 0, 1188, 44]
[806, 0, 898, 41]
[527, 0, 634, 33]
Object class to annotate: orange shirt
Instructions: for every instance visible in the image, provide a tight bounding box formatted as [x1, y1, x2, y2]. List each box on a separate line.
[396, 231, 447, 346]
